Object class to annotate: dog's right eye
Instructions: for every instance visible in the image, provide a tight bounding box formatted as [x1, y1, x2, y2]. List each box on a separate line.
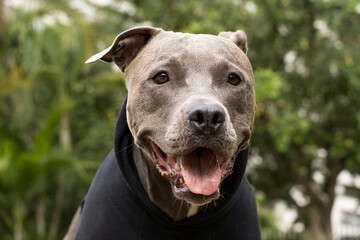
[152, 72, 169, 84]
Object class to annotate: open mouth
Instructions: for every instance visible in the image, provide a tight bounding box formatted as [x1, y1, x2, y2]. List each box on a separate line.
[149, 140, 235, 196]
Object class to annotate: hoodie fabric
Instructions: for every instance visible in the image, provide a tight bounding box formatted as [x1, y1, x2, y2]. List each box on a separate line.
[75, 99, 261, 240]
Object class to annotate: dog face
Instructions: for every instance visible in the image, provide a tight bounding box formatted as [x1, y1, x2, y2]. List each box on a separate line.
[86, 27, 256, 205]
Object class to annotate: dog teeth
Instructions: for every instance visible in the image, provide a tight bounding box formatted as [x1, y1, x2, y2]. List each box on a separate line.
[175, 163, 181, 172]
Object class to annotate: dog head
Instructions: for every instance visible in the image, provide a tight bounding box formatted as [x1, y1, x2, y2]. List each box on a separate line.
[87, 27, 256, 205]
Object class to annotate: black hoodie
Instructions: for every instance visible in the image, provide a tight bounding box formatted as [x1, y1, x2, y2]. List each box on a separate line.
[75, 99, 261, 240]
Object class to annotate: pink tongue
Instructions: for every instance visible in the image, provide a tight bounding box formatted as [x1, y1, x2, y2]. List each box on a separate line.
[181, 148, 221, 196]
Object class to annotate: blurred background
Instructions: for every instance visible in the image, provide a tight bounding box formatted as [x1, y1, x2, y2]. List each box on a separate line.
[1, 0, 359, 239]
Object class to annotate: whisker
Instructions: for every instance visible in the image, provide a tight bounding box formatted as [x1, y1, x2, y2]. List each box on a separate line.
[171, 196, 178, 207]
[176, 200, 185, 219]
[115, 143, 135, 154]
[203, 202, 210, 212]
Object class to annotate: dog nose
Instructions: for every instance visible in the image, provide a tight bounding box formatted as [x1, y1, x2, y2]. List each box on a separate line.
[187, 103, 225, 133]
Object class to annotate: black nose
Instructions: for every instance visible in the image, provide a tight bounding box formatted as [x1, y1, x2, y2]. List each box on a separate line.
[187, 103, 226, 133]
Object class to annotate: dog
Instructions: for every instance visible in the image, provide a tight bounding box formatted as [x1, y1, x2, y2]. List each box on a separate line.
[65, 27, 260, 240]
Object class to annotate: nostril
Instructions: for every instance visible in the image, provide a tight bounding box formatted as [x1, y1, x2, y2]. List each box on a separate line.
[187, 103, 226, 132]
[197, 112, 204, 124]
[212, 111, 225, 125]
[188, 110, 205, 124]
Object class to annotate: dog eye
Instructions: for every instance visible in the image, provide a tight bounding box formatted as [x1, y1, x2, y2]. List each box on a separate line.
[227, 73, 242, 86]
[152, 72, 169, 84]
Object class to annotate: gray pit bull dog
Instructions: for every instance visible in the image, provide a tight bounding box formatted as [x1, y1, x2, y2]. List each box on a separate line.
[65, 27, 259, 240]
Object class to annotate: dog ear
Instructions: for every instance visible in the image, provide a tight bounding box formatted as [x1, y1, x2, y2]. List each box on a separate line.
[85, 27, 162, 71]
[218, 30, 248, 54]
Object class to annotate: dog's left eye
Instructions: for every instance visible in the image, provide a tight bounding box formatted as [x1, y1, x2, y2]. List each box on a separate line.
[227, 73, 242, 86]
[152, 72, 169, 84]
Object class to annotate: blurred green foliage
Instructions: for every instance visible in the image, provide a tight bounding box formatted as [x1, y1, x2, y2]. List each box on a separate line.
[0, 0, 359, 239]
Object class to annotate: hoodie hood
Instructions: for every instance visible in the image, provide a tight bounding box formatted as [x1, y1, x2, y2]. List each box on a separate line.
[76, 97, 261, 239]
[114, 97, 250, 225]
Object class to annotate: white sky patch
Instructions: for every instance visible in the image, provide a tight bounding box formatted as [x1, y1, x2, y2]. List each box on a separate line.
[41, 12, 70, 25]
[5, 0, 73, 28]
[284, 50, 309, 76]
[317, 148, 328, 159]
[314, 19, 329, 35]
[245, 1, 257, 14]
[356, 3, 360, 14]
[290, 186, 310, 207]
[274, 201, 298, 232]
[297, 108, 307, 118]
[313, 171, 325, 184]
[70, 0, 97, 18]
[309, 112, 320, 123]
[278, 24, 289, 36]
[314, 19, 343, 49]
[5, 0, 98, 20]
[329, 63, 339, 77]
[116, 1, 137, 16]
[87, 0, 136, 16]
[88, 0, 113, 6]
[5, 0, 25, 8]
[247, 147, 263, 172]
[232, 0, 241, 6]
[5, 0, 41, 13]
[284, 50, 297, 66]
[337, 170, 353, 186]
[354, 175, 360, 189]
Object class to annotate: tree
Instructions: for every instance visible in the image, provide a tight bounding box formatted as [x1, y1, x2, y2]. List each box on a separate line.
[128, 0, 360, 238]
[1, 0, 359, 239]
[0, 1, 129, 239]
[247, 1, 360, 239]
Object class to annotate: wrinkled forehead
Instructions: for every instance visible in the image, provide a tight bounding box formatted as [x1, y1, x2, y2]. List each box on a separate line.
[145, 31, 251, 71]
[157, 32, 239, 58]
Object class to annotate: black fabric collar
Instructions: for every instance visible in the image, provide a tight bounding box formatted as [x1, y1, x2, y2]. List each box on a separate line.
[114, 97, 250, 226]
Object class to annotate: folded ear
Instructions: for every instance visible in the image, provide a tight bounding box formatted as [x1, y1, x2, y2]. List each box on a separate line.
[85, 26, 162, 72]
[218, 30, 248, 54]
